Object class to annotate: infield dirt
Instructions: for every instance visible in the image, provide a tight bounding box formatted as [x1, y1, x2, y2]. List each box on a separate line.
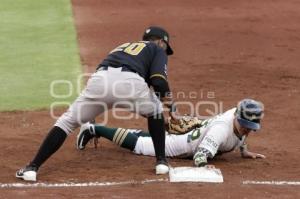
[1, 0, 299, 198]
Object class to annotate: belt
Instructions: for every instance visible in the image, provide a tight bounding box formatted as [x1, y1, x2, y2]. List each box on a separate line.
[98, 66, 137, 74]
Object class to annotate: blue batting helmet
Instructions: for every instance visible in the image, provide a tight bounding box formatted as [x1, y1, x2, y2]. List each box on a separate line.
[236, 99, 264, 130]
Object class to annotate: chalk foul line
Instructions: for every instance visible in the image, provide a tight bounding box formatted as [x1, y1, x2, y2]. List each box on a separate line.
[2, 179, 300, 188]
[0, 178, 168, 188]
[243, 180, 300, 186]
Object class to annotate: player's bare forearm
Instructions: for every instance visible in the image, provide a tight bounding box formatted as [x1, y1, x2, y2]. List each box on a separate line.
[161, 95, 181, 121]
[240, 144, 266, 159]
[239, 141, 266, 159]
[241, 150, 266, 159]
[161, 95, 174, 109]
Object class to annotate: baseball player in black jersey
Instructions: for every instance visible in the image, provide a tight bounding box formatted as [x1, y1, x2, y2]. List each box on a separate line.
[16, 26, 177, 181]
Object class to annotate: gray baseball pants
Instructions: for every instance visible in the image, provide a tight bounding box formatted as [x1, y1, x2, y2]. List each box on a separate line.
[55, 67, 163, 135]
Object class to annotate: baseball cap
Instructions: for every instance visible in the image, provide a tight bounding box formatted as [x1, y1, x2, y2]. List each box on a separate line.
[142, 26, 174, 55]
[236, 99, 264, 131]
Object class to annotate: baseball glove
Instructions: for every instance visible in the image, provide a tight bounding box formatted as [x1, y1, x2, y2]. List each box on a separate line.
[167, 115, 202, 134]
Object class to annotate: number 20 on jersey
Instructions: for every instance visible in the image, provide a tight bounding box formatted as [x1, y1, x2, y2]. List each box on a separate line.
[110, 42, 146, 56]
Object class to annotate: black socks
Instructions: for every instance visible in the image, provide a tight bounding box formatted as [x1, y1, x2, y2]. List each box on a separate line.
[147, 114, 166, 162]
[30, 126, 67, 169]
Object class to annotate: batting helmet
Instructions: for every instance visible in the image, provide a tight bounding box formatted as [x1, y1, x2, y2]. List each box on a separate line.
[142, 26, 174, 55]
[236, 99, 264, 130]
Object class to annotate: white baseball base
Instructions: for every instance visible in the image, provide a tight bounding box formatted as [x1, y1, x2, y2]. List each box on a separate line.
[169, 166, 223, 183]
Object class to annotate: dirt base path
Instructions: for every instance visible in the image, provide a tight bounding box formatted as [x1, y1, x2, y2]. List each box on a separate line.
[1, 0, 299, 198]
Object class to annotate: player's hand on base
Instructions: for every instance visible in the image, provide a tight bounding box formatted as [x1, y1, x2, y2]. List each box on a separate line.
[241, 150, 266, 159]
[193, 152, 208, 167]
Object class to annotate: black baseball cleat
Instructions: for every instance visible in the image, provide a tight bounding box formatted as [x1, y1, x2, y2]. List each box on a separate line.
[155, 159, 169, 175]
[16, 165, 38, 181]
[76, 122, 97, 150]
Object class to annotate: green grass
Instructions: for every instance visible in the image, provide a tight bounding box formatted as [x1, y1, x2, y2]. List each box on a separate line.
[0, 0, 82, 111]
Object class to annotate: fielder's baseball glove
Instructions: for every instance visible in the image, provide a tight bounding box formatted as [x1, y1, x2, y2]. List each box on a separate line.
[167, 115, 202, 134]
